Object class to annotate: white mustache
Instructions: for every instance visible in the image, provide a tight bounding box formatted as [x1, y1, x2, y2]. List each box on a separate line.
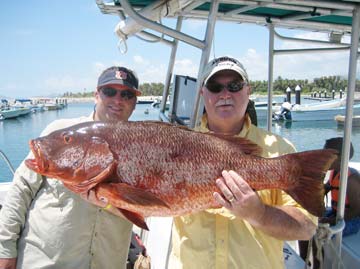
[215, 99, 234, 107]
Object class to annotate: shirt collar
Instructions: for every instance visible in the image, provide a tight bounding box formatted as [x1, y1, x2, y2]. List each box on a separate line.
[198, 113, 252, 137]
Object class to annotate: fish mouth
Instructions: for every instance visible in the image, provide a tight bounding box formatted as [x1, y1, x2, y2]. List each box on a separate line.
[25, 139, 48, 173]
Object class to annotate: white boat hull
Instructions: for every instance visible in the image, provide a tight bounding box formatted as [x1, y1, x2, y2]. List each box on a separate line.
[272, 104, 360, 122]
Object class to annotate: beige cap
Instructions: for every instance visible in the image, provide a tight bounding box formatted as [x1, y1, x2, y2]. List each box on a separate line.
[200, 56, 249, 85]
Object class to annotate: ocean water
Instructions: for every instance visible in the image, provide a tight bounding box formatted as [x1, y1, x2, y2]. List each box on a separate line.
[1, 102, 359, 183]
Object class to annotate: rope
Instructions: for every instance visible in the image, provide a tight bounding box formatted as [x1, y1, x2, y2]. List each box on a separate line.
[304, 237, 313, 269]
[312, 223, 346, 269]
[117, 37, 128, 54]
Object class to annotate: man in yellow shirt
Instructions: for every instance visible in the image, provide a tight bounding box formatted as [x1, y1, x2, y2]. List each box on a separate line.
[168, 56, 317, 269]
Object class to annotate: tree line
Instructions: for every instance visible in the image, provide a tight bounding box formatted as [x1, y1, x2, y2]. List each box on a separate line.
[62, 75, 360, 97]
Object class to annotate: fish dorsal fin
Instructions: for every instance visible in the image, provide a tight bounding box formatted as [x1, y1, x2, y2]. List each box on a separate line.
[134, 120, 193, 132]
[207, 133, 262, 156]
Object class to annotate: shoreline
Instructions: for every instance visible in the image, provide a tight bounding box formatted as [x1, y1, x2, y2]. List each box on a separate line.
[56, 92, 360, 104]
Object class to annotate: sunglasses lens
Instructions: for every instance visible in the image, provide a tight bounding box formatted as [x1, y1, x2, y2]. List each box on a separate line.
[120, 90, 135, 100]
[206, 82, 223, 93]
[228, 82, 245, 92]
[100, 88, 136, 100]
[206, 81, 245, 93]
[101, 88, 117, 97]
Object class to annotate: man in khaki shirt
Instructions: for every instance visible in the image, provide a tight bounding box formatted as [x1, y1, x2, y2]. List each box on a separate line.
[0, 66, 141, 269]
[169, 57, 317, 269]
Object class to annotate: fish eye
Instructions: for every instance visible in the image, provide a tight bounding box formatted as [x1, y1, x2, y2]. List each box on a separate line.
[61, 132, 73, 144]
[64, 135, 71, 144]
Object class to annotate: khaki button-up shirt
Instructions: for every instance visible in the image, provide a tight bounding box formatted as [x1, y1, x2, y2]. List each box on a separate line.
[0, 115, 133, 269]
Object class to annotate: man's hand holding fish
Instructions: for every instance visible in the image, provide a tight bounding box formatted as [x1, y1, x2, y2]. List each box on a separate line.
[214, 170, 267, 222]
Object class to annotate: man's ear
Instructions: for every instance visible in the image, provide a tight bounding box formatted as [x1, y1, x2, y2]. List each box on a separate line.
[247, 85, 251, 95]
[94, 90, 99, 102]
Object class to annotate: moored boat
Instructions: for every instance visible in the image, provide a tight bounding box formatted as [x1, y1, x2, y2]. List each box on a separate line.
[0, 108, 23, 120]
[0, 107, 31, 120]
[273, 101, 360, 122]
[137, 96, 162, 104]
[335, 114, 360, 127]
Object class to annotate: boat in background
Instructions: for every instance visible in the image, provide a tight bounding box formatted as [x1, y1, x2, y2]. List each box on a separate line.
[0, 108, 25, 120]
[137, 96, 161, 104]
[335, 114, 360, 127]
[0, 99, 32, 120]
[44, 101, 65, 110]
[151, 98, 170, 110]
[273, 99, 360, 122]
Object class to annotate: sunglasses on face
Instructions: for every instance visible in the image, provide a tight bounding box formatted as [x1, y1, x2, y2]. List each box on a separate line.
[100, 87, 136, 100]
[205, 80, 247, 94]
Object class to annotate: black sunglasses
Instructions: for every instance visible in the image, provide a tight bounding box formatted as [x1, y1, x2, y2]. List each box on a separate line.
[100, 87, 136, 100]
[205, 81, 246, 94]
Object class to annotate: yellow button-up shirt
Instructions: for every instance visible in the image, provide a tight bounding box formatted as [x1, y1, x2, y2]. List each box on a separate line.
[168, 114, 316, 269]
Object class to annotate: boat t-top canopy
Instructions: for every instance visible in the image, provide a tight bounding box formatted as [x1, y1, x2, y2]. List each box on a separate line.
[99, 0, 355, 33]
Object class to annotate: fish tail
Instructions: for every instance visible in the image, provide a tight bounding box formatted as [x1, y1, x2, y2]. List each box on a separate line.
[286, 149, 337, 217]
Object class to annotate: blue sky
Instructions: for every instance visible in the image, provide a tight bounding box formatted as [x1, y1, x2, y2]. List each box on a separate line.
[0, 1, 355, 98]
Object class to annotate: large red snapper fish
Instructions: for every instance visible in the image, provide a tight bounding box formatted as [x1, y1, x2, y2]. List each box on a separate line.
[25, 121, 336, 230]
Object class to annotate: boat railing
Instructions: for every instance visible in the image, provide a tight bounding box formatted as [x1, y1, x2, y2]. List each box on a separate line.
[0, 150, 15, 175]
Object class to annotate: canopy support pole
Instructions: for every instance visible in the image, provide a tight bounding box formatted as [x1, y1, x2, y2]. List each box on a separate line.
[333, 5, 360, 269]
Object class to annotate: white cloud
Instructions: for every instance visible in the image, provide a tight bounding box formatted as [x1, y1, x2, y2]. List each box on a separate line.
[173, 58, 198, 78]
[138, 63, 167, 83]
[274, 51, 350, 80]
[239, 49, 268, 81]
[133, 55, 149, 65]
[270, 31, 357, 79]
[43, 75, 96, 94]
[231, 29, 358, 82]
[123, 55, 200, 83]
[183, 19, 207, 32]
[275, 32, 351, 80]
[93, 62, 106, 76]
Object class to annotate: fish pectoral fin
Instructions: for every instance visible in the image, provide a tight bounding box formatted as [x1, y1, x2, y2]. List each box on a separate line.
[117, 208, 149, 231]
[104, 183, 170, 209]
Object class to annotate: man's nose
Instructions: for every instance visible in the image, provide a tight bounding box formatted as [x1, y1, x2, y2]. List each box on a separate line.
[111, 92, 125, 103]
[219, 88, 232, 98]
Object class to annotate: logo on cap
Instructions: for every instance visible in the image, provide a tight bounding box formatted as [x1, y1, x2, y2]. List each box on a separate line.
[115, 70, 128, 80]
[212, 56, 238, 66]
